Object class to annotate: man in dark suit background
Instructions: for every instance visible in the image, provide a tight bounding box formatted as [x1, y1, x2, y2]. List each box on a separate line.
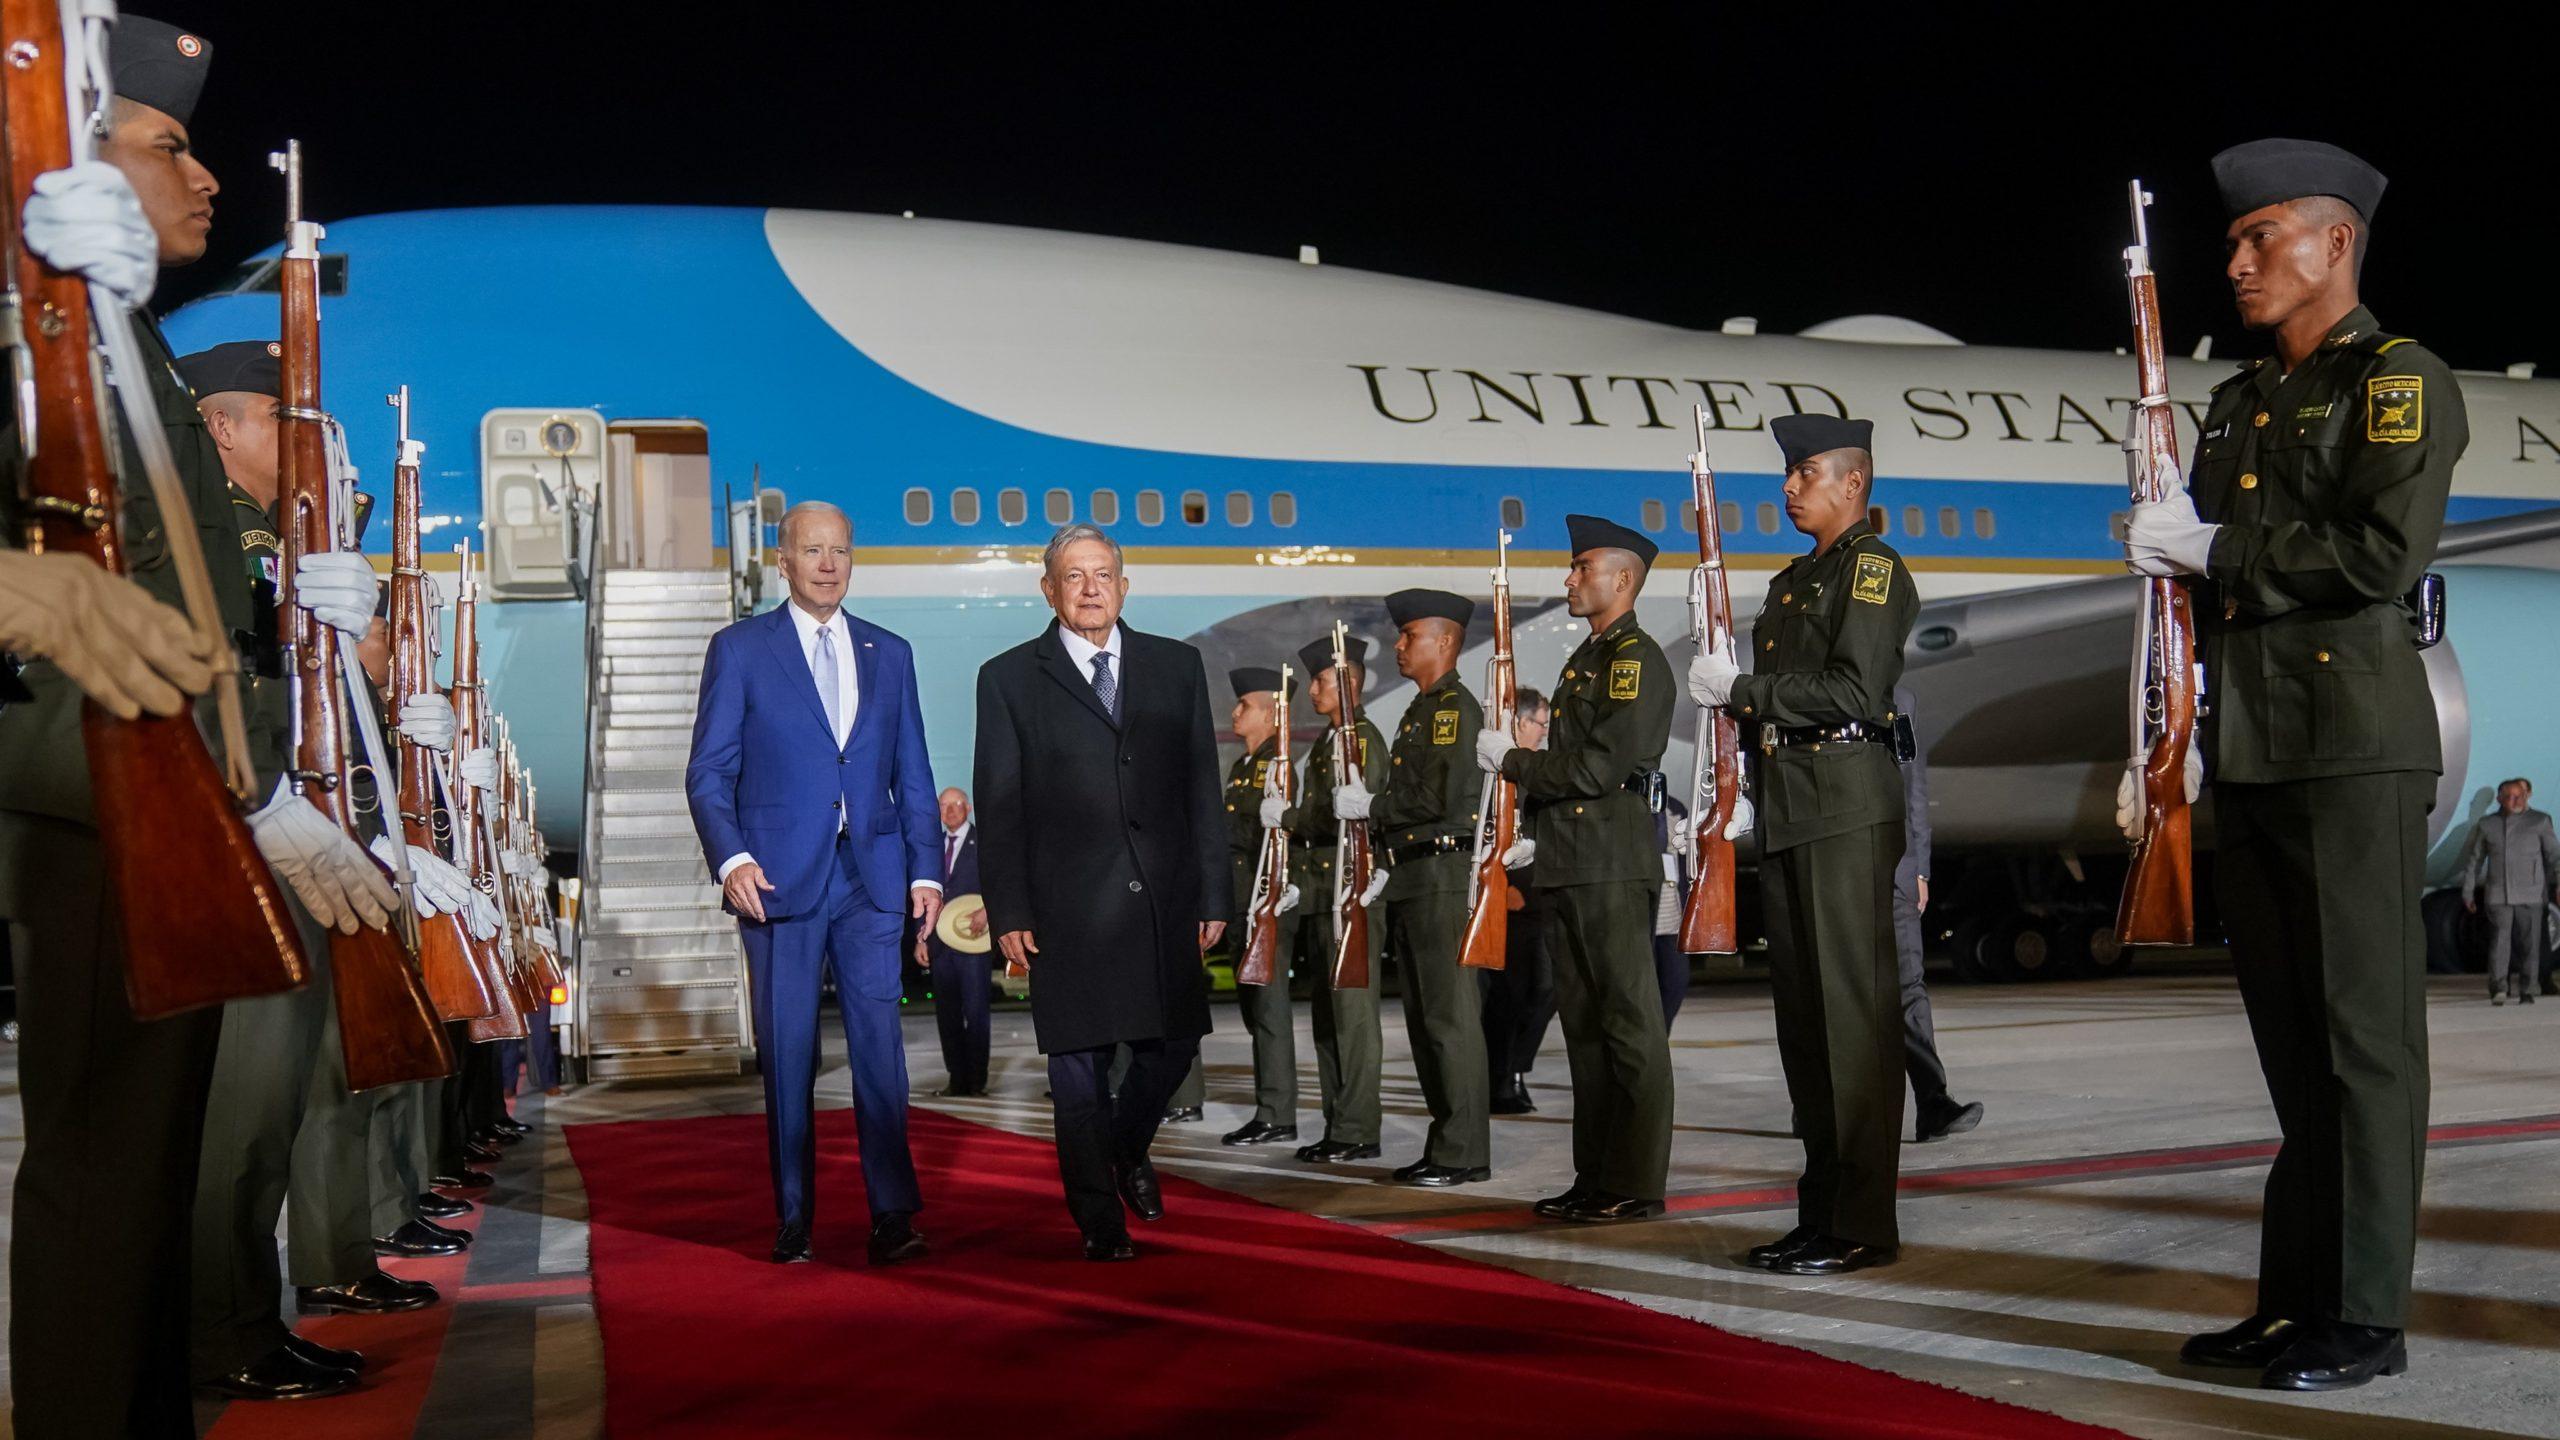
[974, 524, 1230, 1262]
[915, 787, 990, 1095]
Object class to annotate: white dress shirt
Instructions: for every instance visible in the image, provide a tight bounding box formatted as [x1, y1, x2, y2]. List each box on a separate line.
[1056, 622, 1123, 698]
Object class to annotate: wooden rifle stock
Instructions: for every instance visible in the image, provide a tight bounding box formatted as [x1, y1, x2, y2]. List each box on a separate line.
[1236, 665, 1294, 987]
[387, 390, 497, 1021]
[2114, 183, 2198, 947]
[273, 144, 452, 1089]
[1679, 410, 1741, 955]
[1459, 529, 1515, 971]
[446, 547, 527, 1041]
[1329, 622, 1372, 990]
[0, 0, 307, 1017]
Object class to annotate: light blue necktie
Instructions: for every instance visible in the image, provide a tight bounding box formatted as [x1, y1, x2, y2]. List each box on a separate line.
[1090, 650, 1117, 717]
[814, 625, 841, 743]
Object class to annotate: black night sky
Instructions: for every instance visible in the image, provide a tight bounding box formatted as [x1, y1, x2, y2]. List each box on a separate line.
[151, 5, 2558, 375]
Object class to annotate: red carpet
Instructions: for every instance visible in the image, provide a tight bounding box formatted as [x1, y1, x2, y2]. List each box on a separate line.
[567, 1107, 2130, 1440]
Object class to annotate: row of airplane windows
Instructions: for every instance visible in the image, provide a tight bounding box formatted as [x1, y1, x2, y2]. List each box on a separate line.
[900, 488, 1998, 542]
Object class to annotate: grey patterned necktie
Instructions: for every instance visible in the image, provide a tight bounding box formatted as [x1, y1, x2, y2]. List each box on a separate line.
[1090, 650, 1117, 716]
[814, 625, 841, 742]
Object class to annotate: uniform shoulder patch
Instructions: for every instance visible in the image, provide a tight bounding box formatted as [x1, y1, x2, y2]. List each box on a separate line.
[1607, 658, 1640, 700]
[2366, 374, 2423, 443]
[239, 527, 280, 553]
[1431, 710, 1459, 745]
[1852, 553, 1895, 604]
[1253, 760, 1269, 787]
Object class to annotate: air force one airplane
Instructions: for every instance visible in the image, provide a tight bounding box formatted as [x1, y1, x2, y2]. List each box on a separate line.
[164, 205, 2560, 966]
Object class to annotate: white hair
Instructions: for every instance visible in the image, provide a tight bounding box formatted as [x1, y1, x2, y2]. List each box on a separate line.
[1042, 523, 1122, 576]
[778, 500, 850, 551]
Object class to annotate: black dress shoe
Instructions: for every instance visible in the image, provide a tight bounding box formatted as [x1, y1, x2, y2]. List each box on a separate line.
[1915, 1099, 1986, 1143]
[415, 1191, 473, 1219]
[1221, 1119, 1299, 1147]
[494, 1115, 532, 1135]
[1293, 1139, 1383, 1163]
[1117, 1159, 1166, 1221]
[772, 1223, 813, 1264]
[434, 1169, 494, 1191]
[297, 1272, 438, 1314]
[1742, 1226, 1818, 1270]
[1765, 1234, 1897, 1275]
[2523, 990, 2539, 1005]
[200, 1344, 360, 1400]
[1162, 1105, 1205, 1124]
[1391, 1157, 1431, 1182]
[477, 1126, 524, 1148]
[867, 1213, 929, 1265]
[375, 1219, 467, 1257]
[1561, 1191, 1668, 1223]
[281, 1332, 365, 1374]
[2261, 1322, 2406, 1391]
[1489, 1076, 1537, 1116]
[1402, 1163, 1492, 1188]
[1084, 1234, 1138, 1262]
[465, 1140, 504, 1164]
[1533, 1183, 1595, 1219]
[2180, 1313, 2303, 1368]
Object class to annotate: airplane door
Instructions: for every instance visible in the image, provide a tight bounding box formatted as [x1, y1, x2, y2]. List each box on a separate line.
[603, 421, 714, 573]
[480, 408, 605, 600]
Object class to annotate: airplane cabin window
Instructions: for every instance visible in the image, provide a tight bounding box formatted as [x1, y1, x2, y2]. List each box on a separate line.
[1137, 490, 1164, 526]
[1091, 489, 1120, 525]
[951, 488, 980, 525]
[999, 488, 1028, 525]
[1679, 502, 1698, 534]
[1720, 501, 1741, 533]
[1755, 502, 1779, 534]
[1641, 499, 1666, 532]
[903, 488, 932, 525]
[1270, 492, 1298, 527]
[1500, 497, 1525, 528]
[1181, 490, 1208, 525]
[1974, 507, 1995, 539]
[1939, 505, 1958, 538]
[1044, 488, 1072, 525]
[1902, 505, 1923, 537]
[1226, 491, 1252, 526]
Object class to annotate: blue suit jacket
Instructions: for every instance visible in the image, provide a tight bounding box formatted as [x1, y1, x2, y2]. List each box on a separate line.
[686, 605, 940, 921]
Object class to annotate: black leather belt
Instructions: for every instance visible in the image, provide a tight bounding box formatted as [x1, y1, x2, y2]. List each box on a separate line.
[1759, 721, 1893, 751]
[1385, 834, 1466, 865]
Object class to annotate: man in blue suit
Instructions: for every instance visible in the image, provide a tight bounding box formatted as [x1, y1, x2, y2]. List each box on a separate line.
[685, 501, 941, 1266]
[915, 786, 991, 1096]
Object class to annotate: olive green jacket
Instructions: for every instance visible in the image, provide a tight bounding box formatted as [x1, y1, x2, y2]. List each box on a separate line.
[1370, 671, 1482, 899]
[2190, 306, 2464, 783]
[1223, 733, 1287, 903]
[1502, 610, 1673, 887]
[1730, 520, 1917, 854]
[1287, 714, 1386, 895]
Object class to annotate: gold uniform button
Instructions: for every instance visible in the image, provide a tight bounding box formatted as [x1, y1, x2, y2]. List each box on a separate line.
[1572, 805, 1584, 815]
[2253, 411, 2269, 428]
[1780, 592, 1792, 604]
[2316, 650, 2331, 663]
[1763, 640, 1775, 651]
[2239, 472, 2259, 490]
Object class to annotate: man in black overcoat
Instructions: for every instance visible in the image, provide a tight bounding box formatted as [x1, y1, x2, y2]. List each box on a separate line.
[973, 524, 1231, 1261]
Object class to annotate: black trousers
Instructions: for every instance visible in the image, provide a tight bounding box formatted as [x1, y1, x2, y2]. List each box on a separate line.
[1479, 896, 1556, 1083]
[929, 948, 992, 1091]
[2, 813, 223, 1439]
[1892, 886, 1952, 1109]
[1047, 1036, 1198, 1240]
[1651, 931, 1690, 1027]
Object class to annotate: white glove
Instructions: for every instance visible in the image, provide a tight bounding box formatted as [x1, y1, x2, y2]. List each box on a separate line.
[2114, 744, 2205, 840]
[1723, 795, 1756, 841]
[1333, 779, 1372, 820]
[249, 791, 396, 934]
[0, 550, 214, 719]
[21, 162, 157, 306]
[371, 835, 474, 917]
[464, 890, 502, 941]
[461, 746, 498, 794]
[1667, 816, 1693, 856]
[509, 848, 543, 883]
[397, 693, 456, 752]
[1475, 729, 1515, 774]
[1258, 794, 1287, 829]
[1274, 882, 1302, 915]
[1688, 644, 1741, 707]
[290, 552, 381, 639]
[529, 925, 559, 954]
[1358, 868, 1390, 907]
[2123, 490, 2219, 578]
[1500, 837, 1536, 870]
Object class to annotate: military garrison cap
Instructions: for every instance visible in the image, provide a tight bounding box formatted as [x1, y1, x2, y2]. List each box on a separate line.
[1296, 633, 1369, 676]
[1563, 514, 1657, 568]
[1771, 413, 1874, 472]
[110, 17, 212, 127]
[1384, 588, 1474, 630]
[2212, 138, 2386, 221]
[177, 340, 280, 400]
[1229, 665, 1282, 699]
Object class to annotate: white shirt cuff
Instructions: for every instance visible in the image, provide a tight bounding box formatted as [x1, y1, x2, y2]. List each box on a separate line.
[911, 879, 944, 893]
[717, 852, 755, 882]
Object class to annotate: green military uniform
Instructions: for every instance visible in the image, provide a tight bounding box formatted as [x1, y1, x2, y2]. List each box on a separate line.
[1730, 504, 1918, 1251]
[1500, 569, 1676, 1203]
[2187, 304, 2461, 1330]
[1226, 730, 1303, 1129]
[1284, 639, 1386, 1155]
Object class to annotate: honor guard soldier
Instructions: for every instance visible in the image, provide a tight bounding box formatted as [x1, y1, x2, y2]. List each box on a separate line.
[1263, 633, 1386, 1163]
[2124, 140, 2463, 1392]
[1221, 666, 1304, 1147]
[1477, 515, 1675, 1221]
[1690, 414, 1917, 1277]
[1346, 589, 1490, 1185]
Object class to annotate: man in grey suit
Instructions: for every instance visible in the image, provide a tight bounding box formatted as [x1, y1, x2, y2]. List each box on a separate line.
[1891, 688, 1982, 1141]
[2457, 778, 2560, 1005]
